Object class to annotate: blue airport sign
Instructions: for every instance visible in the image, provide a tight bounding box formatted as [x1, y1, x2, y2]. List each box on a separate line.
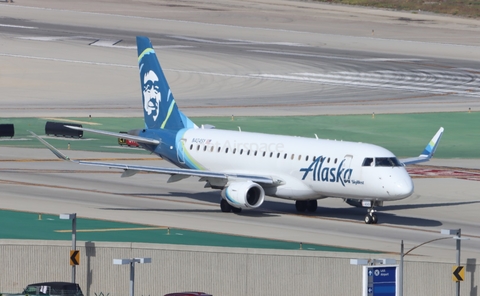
[363, 265, 398, 296]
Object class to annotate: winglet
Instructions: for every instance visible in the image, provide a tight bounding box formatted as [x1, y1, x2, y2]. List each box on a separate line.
[420, 127, 444, 159]
[400, 127, 444, 165]
[29, 131, 71, 161]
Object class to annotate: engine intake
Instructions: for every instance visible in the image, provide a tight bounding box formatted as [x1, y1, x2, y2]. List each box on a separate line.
[221, 181, 265, 209]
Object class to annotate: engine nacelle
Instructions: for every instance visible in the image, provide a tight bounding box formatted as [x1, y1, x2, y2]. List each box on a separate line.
[221, 181, 265, 209]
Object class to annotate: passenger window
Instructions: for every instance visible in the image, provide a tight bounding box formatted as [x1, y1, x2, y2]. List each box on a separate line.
[240, 149, 243, 155]
[203, 146, 207, 151]
[225, 148, 229, 153]
[277, 153, 280, 158]
[270, 152, 273, 158]
[247, 150, 250, 155]
[306, 156, 309, 161]
[210, 146, 214, 152]
[327, 157, 330, 163]
[254, 151, 257, 156]
[217, 147, 221, 152]
[233, 148, 236, 154]
[197, 145, 200, 151]
[190, 144, 193, 150]
[313, 156, 316, 161]
[284, 153, 287, 159]
[334, 158, 337, 164]
[362, 158, 374, 166]
[298, 155, 301, 160]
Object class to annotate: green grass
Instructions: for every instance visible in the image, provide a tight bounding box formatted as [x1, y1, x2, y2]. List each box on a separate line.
[193, 112, 475, 158]
[0, 210, 378, 252]
[0, 112, 477, 158]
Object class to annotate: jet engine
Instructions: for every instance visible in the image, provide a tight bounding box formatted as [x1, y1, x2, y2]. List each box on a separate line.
[221, 181, 265, 209]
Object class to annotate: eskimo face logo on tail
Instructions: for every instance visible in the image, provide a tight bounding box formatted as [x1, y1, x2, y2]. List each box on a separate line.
[143, 70, 161, 122]
[300, 155, 353, 186]
[140, 59, 162, 129]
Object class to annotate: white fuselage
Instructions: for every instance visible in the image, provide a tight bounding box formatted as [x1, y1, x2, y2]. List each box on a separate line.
[176, 128, 414, 202]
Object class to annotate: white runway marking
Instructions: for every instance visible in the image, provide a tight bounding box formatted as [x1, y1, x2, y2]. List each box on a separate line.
[18, 36, 81, 41]
[1, 53, 478, 98]
[0, 138, 30, 141]
[249, 50, 425, 62]
[0, 53, 136, 68]
[0, 24, 37, 29]
[171, 36, 306, 47]
[253, 70, 480, 97]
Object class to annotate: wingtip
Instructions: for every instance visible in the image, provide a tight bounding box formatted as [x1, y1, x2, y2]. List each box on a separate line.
[28, 130, 71, 161]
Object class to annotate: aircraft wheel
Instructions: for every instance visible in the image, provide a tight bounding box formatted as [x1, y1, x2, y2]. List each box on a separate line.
[295, 200, 307, 212]
[306, 200, 318, 212]
[364, 214, 372, 224]
[231, 207, 242, 213]
[371, 214, 378, 224]
[220, 199, 232, 213]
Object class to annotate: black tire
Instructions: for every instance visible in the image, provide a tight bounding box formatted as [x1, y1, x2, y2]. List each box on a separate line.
[231, 207, 242, 213]
[371, 214, 378, 224]
[220, 199, 232, 213]
[295, 200, 307, 212]
[307, 200, 318, 212]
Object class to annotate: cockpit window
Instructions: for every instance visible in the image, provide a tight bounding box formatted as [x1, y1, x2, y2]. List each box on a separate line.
[362, 157, 401, 167]
[362, 158, 374, 166]
[375, 157, 402, 167]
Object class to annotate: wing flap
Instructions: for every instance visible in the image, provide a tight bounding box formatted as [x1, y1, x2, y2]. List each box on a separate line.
[77, 160, 275, 184]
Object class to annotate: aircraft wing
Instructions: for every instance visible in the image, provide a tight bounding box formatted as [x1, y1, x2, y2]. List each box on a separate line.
[400, 127, 444, 165]
[29, 132, 277, 185]
[65, 125, 160, 145]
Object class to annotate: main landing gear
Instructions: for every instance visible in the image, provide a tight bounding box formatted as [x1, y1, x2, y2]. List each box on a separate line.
[295, 200, 318, 213]
[364, 207, 378, 224]
[220, 199, 242, 213]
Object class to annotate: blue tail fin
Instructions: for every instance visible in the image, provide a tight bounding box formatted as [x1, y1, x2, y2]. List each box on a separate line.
[136, 36, 196, 130]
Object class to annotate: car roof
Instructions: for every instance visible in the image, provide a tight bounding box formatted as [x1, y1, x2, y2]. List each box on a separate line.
[26, 282, 82, 292]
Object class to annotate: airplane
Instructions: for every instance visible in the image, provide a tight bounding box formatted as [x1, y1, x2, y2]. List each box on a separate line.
[31, 36, 444, 224]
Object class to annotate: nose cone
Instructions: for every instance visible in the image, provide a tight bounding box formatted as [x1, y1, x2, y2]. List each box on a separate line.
[392, 172, 414, 198]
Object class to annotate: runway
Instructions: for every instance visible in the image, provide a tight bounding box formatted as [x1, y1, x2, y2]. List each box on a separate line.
[2, 0, 480, 117]
[1, 0, 480, 262]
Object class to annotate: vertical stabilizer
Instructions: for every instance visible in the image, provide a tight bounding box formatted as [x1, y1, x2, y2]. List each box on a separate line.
[136, 36, 195, 130]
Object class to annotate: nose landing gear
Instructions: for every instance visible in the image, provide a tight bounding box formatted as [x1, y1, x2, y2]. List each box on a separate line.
[364, 207, 378, 224]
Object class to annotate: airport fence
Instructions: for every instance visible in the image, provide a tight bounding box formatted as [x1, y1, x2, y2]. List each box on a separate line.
[0, 240, 478, 296]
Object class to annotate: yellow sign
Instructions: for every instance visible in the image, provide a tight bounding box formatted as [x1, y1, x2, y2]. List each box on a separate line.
[452, 266, 464, 282]
[70, 250, 80, 266]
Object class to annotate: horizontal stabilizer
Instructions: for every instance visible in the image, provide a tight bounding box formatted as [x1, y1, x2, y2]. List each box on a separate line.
[65, 125, 160, 145]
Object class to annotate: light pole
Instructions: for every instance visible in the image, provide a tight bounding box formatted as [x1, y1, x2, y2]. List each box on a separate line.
[399, 228, 466, 296]
[113, 257, 152, 296]
[60, 213, 77, 283]
[441, 229, 464, 296]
